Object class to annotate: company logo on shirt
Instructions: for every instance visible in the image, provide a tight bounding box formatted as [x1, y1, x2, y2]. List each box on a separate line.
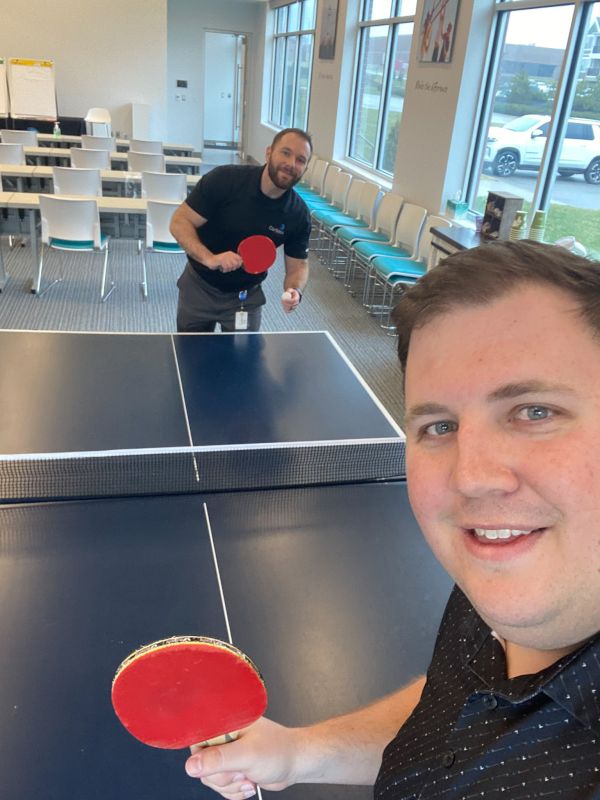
[268, 224, 285, 237]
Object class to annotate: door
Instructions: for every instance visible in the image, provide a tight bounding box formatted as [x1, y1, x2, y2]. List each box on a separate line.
[203, 32, 247, 151]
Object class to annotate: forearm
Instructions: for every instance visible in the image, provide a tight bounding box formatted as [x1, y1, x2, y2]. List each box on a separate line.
[283, 259, 309, 293]
[186, 678, 425, 796]
[290, 676, 425, 786]
[170, 216, 219, 269]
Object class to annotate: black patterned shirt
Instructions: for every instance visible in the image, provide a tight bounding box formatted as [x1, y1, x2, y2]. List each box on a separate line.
[375, 587, 600, 799]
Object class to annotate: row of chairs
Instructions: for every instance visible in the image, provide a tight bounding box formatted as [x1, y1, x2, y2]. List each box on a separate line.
[37, 194, 183, 303]
[1, 128, 164, 154]
[47, 166, 187, 201]
[297, 158, 451, 331]
[0, 141, 167, 172]
[1, 164, 186, 302]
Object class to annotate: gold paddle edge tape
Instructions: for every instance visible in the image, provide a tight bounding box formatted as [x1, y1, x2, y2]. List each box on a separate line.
[112, 635, 266, 689]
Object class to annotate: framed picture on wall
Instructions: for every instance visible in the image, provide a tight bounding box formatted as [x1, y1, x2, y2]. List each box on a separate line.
[418, 0, 460, 63]
[318, 0, 339, 60]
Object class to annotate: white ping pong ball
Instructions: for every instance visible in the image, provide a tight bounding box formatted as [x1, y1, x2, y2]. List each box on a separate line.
[282, 290, 293, 301]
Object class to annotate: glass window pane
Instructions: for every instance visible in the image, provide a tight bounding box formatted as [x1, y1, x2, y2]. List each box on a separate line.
[350, 25, 389, 166]
[301, 0, 316, 30]
[394, 0, 416, 15]
[379, 22, 412, 173]
[546, 2, 600, 260]
[276, 5, 288, 33]
[288, 1, 301, 32]
[282, 36, 300, 127]
[294, 35, 314, 128]
[473, 5, 572, 213]
[362, 0, 393, 22]
[270, 37, 285, 125]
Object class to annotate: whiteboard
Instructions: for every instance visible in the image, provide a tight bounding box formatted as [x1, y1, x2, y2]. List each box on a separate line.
[0, 58, 8, 117]
[8, 57, 56, 120]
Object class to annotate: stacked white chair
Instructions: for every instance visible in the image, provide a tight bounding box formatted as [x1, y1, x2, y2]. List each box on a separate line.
[1, 129, 38, 146]
[128, 151, 166, 173]
[71, 148, 111, 169]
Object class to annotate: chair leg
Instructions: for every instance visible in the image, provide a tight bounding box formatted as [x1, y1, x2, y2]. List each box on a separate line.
[140, 249, 148, 300]
[34, 244, 63, 297]
[100, 243, 115, 302]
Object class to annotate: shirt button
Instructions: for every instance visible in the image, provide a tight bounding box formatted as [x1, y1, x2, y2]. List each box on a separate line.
[483, 694, 498, 710]
[441, 750, 455, 768]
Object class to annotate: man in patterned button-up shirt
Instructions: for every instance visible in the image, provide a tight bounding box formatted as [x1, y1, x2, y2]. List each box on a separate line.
[184, 241, 600, 800]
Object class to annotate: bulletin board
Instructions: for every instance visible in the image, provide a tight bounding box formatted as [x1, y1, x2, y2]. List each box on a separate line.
[7, 57, 57, 120]
[0, 58, 8, 117]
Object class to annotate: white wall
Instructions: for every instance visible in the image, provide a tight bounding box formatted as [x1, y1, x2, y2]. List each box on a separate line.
[167, 0, 264, 153]
[393, 0, 495, 213]
[0, 0, 168, 139]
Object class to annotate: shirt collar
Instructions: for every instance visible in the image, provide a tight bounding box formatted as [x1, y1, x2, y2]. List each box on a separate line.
[457, 590, 600, 734]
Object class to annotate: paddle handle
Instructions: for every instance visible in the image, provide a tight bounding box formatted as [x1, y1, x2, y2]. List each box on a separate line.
[195, 729, 240, 748]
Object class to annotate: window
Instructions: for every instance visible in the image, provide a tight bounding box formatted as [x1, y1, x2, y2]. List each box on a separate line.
[348, 0, 417, 175]
[468, 0, 600, 259]
[269, 0, 316, 130]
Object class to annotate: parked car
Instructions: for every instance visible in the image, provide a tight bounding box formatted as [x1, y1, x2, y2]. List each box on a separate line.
[484, 114, 600, 184]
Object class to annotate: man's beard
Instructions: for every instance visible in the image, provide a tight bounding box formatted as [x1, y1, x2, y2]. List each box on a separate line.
[267, 159, 300, 190]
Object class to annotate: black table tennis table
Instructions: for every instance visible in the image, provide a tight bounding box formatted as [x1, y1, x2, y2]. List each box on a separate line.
[0, 330, 452, 800]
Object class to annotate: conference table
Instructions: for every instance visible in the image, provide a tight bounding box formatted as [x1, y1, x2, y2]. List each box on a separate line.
[36, 132, 195, 156]
[0, 329, 452, 800]
[23, 146, 202, 173]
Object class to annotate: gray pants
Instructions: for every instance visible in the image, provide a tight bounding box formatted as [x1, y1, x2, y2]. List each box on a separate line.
[176, 262, 266, 332]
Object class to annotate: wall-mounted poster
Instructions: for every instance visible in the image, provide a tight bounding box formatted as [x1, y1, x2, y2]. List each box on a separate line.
[419, 0, 460, 63]
[318, 0, 339, 60]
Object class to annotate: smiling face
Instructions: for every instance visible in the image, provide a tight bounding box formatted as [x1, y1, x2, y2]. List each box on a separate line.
[404, 284, 600, 652]
[265, 132, 311, 192]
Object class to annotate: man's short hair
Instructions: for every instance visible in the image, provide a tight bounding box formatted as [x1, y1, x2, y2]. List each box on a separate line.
[271, 128, 313, 155]
[392, 240, 600, 373]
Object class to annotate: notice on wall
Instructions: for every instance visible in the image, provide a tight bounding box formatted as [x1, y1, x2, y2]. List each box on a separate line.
[8, 58, 57, 120]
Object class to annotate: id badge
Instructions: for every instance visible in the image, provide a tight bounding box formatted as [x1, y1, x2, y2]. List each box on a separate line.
[235, 310, 248, 330]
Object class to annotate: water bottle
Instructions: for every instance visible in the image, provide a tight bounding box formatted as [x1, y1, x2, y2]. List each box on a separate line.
[53, 120, 61, 138]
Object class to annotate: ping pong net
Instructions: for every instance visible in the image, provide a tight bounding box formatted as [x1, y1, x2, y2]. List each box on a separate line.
[0, 438, 406, 503]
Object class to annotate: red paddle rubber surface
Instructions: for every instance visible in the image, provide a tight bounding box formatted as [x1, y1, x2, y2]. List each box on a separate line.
[112, 640, 267, 749]
[238, 235, 277, 274]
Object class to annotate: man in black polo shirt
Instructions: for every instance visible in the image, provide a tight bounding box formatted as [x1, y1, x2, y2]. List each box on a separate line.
[170, 128, 312, 332]
[183, 241, 600, 799]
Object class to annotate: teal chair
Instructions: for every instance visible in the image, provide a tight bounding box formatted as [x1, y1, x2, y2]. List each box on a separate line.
[368, 215, 452, 330]
[333, 192, 404, 292]
[140, 200, 185, 299]
[38, 194, 113, 300]
[354, 203, 428, 306]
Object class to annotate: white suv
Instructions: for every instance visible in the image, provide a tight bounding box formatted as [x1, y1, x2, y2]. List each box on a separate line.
[484, 114, 600, 184]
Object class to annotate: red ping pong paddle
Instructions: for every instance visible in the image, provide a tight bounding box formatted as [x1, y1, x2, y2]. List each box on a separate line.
[238, 235, 277, 275]
[111, 635, 267, 750]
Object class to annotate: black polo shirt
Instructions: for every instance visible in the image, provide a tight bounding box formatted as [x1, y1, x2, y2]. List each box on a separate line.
[185, 164, 311, 294]
[375, 587, 600, 799]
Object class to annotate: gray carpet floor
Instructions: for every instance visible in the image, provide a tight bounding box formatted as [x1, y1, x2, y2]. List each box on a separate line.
[0, 236, 405, 426]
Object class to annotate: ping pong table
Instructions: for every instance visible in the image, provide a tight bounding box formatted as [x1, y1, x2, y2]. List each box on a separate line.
[0, 330, 452, 800]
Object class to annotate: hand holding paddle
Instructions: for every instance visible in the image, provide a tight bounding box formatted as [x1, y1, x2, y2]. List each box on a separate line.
[111, 635, 267, 750]
[209, 251, 243, 273]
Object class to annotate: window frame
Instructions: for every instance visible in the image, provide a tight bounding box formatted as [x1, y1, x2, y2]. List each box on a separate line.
[347, 0, 416, 176]
[465, 0, 598, 218]
[268, 0, 316, 131]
